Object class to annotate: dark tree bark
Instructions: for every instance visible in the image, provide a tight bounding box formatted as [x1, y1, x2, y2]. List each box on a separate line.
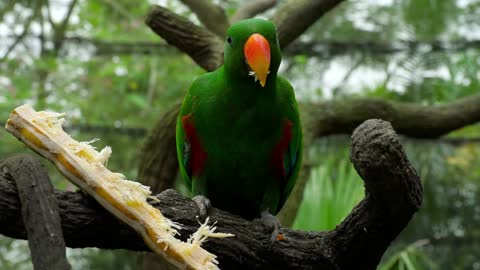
[0, 119, 422, 270]
[137, 101, 181, 192]
[145, 5, 223, 71]
[0, 154, 71, 270]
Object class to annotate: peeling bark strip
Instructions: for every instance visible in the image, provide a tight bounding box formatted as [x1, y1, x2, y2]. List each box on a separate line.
[0, 154, 71, 270]
[0, 119, 422, 269]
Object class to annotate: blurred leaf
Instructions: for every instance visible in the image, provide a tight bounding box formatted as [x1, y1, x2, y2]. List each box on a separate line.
[293, 155, 363, 231]
[380, 240, 438, 270]
[126, 93, 146, 107]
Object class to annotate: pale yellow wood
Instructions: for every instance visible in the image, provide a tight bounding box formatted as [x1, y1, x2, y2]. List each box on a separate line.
[5, 104, 233, 270]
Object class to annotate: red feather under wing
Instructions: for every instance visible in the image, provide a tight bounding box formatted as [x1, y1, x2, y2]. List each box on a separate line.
[271, 120, 294, 183]
[181, 113, 207, 177]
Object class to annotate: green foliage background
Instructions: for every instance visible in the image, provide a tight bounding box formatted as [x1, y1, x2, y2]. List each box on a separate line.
[1, 0, 480, 269]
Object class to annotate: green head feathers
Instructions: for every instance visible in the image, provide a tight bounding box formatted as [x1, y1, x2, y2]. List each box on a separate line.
[223, 18, 282, 88]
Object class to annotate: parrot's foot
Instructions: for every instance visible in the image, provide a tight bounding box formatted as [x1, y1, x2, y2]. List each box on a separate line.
[192, 195, 211, 221]
[260, 210, 283, 247]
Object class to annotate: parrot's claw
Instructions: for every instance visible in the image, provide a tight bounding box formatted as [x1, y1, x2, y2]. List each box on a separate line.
[260, 210, 283, 247]
[193, 195, 211, 221]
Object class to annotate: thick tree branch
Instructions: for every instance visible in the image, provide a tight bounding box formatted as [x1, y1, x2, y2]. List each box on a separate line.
[276, 93, 480, 224]
[1, 155, 71, 270]
[145, 5, 223, 71]
[179, 0, 229, 38]
[329, 119, 422, 268]
[308, 93, 480, 138]
[138, 101, 181, 192]
[0, 119, 421, 269]
[231, 0, 278, 23]
[271, 0, 346, 49]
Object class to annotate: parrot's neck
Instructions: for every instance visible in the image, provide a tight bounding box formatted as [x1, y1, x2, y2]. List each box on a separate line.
[221, 66, 278, 94]
[218, 66, 278, 112]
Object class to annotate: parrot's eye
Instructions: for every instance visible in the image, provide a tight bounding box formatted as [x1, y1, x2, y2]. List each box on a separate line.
[226, 36, 232, 44]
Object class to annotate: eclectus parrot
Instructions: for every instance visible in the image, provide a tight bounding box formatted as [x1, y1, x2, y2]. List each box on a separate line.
[176, 18, 302, 235]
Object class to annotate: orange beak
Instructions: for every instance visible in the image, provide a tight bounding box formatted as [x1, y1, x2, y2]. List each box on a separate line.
[243, 33, 270, 87]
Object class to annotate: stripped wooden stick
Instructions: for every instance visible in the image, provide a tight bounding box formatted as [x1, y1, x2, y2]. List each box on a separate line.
[5, 104, 233, 270]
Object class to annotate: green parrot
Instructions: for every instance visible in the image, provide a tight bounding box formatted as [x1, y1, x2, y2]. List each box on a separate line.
[176, 18, 302, 234]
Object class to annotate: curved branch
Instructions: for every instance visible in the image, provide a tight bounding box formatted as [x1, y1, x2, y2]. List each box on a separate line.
[231, 0, 278, 23]
[276, 93, 480, 224]
[1, 155, 71, 270]
[0, 119, 421, 269]
[179, 0, 229, 37]
[271, 0, 346, 49]
[138, 101, 181, 191]
[145, 5, 223, 71]
[329, 119, 422, 268]
[308, 93, 480, 138]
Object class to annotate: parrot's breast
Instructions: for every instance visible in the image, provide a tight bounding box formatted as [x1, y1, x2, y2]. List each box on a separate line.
[193, 97, 286, 218]
[177, 71, 302, 219]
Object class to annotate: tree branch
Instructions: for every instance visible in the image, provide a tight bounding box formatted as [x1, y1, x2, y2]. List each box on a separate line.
[6, 34, 480, 58]
[308, 93, 480, 138]
[0, 119, 421, 269]
[138, 101, 181, 192]
[271, 0, 346, 49]
[1, 155, 71, 270]
[179, 0, 229, 38]
[285, 39, 480, 57]
[49, 0, 78, 54]
[331, 119, 422, 268]
[275, 93, 480, 224]
[144, 0, 345, 70]
[145, 5, 223, 71]
[0, 1, 40, 62]
[231, 0, 278, 23]
[331, 53, 365, 97]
